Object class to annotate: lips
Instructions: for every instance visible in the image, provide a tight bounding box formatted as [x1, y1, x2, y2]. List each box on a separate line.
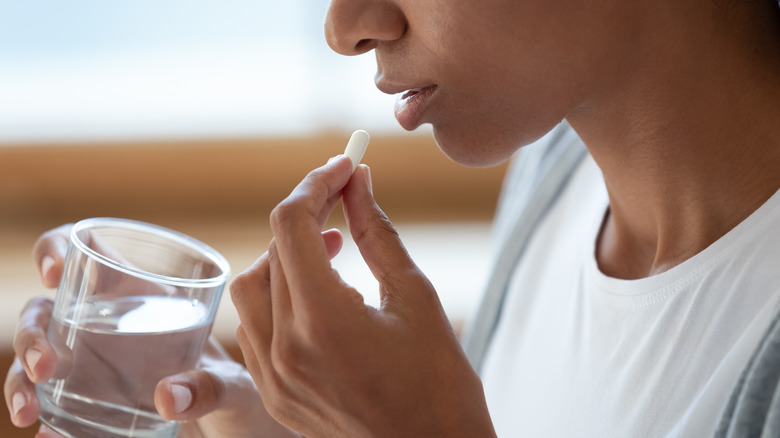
[401, 88, 424, 100]
[393, 85, 437, 131]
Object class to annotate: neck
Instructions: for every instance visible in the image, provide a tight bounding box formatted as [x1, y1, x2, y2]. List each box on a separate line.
[567, 1, 780, 279]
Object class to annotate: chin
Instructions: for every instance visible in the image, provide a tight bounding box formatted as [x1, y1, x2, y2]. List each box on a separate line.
[430, 121, 550, 168]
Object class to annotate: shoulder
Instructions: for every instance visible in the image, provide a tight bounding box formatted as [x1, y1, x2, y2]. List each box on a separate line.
[715, 307, 780, 437]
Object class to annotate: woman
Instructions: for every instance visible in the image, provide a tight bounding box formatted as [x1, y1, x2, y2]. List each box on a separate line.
[7, 0, 780, 436]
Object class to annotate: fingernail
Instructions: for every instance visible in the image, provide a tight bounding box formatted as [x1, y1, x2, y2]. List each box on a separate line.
[327, 155, 342, 164]
[41, 255, 55, 279]
[364, 165, 373, 195]
[25, 349, 42, 374]
[171, 384, 192, 414]
[12, 392, 25, 417]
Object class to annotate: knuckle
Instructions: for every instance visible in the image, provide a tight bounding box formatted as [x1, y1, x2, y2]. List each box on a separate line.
[230, 269, 253, 289]
[36, 225, 70, 243]
[32, 224, 72, 254]
[303, 166, 331, 188]
[229, 282, 255, 310]
[229, 255, 270, 310]
[20, 296, 54, 319]
[229, 267, 267, 304]
[229, 276, 249, 304]
[271, 171, 332, 231]
[14, 298, 53, 350]
[12, 327, 42, 356]
[269, 201, 298, 231]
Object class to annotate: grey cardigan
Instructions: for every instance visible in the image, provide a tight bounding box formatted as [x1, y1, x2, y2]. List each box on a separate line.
[461, 122, 780, 437]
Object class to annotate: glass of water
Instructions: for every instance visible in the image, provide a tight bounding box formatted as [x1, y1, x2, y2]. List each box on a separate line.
[36, 218, 230, 438]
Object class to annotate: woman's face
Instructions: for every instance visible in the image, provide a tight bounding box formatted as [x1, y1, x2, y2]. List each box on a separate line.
[325, 0, 641, 166]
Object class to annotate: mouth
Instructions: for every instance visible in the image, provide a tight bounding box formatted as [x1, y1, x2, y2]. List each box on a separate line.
[401, 88, 425, 100]
[394, 85, 438, 131]
[375, 78, 436, 96]
[398, 85, 436, 104]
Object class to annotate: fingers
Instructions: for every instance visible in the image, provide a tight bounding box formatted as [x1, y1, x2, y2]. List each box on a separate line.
[12, 298, 57, 383]
[342, 165, 419, 282]
[269, 155, 354, 304]
[154, 345, 263, 422]
[31, 225, 72, 289]
[268, 242, 293, 334]
[321, 228, 344, 260]
[230, 251, 274, 367]
[230, 226, 345, 362]
[235, 325, 263, 387]
[342, 165, 440, 314]
[4, 358, 41, 428]
[156, 342, 301, 437]
[154, 367, 228, 421]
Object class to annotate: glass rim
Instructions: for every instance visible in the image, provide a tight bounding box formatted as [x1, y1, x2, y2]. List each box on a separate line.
[70, 217, 231, 288]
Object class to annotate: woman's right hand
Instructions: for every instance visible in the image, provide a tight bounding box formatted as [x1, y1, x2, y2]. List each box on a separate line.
[4, 224, 302, 438]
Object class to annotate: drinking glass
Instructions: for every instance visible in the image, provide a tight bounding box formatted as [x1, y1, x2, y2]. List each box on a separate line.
[36, 218, 230, 438]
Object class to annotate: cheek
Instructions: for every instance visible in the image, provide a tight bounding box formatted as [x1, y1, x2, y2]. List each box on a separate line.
[425, 34, 579, 165]
[415, 1, 617, 166]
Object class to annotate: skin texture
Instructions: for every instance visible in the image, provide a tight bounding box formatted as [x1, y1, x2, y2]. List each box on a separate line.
[325, 0, 780, 278]
[6, 0, 780, 436]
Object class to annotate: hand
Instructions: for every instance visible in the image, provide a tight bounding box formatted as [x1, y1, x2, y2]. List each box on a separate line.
[230, 156, 496, 437]
[4, 225, 299, 438]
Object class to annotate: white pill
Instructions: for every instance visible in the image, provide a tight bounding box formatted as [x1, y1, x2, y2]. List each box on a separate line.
[343, 130, 370, 172]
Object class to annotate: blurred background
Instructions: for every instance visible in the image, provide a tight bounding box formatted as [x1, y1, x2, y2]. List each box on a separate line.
[0, 1, 506, 435]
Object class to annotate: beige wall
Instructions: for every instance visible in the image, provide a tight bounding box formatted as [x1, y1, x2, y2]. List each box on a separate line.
[0, 134, 506, 229]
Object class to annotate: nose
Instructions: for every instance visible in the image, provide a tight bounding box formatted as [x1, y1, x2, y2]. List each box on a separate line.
[325, 0, 406, 56]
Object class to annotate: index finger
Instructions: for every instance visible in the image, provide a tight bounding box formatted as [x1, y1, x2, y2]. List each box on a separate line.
[269, 155, 353, 308]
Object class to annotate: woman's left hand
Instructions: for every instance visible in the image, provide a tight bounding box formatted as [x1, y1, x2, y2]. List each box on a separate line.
[230, 155, 496, 437]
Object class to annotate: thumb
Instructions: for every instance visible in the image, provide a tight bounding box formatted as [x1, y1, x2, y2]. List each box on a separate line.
[154, 363, 257, 422]
[342, 165, 433, 305]
[154, 370, 215, 420]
